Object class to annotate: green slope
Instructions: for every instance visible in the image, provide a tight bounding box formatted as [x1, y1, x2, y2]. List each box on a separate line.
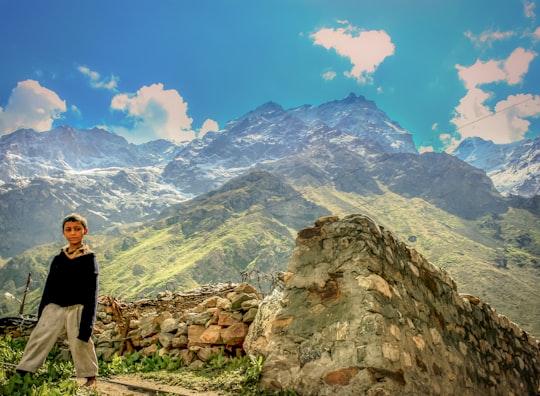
[1, 172, 539, 338]
[94, 212, 297, 300]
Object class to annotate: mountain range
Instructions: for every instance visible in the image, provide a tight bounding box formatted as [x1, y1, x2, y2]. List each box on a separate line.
[0, 93, 538, 336]
[450, 135, 540, 198]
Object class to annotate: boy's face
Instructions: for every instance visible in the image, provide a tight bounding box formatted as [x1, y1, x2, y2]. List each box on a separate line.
[63, 220, 88, 246]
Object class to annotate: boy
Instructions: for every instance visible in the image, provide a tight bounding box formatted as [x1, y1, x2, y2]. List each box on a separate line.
[16, 213, 99, 387]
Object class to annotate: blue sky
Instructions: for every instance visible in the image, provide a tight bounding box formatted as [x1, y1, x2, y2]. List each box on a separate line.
[0, 0, 539, 152]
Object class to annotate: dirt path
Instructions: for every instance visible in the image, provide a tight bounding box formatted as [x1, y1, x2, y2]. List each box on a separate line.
[77, 375, 223, 396]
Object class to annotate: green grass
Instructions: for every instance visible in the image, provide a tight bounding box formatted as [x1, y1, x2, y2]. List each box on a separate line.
[0, 335, 294, 396]
[0, 336, 92, 396]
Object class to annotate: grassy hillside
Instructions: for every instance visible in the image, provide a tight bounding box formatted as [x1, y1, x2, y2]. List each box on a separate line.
[94, 213, 296, 300]
[1, 173, 539, 338]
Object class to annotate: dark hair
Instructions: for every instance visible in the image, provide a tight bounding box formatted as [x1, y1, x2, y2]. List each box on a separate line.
[62, 213, 88, 230]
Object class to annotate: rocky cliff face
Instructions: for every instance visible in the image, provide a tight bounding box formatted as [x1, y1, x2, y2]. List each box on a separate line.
[254, 215, 540, 395]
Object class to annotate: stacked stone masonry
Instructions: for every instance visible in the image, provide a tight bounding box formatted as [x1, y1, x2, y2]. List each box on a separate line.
[93, 282, 261, 367]
[255, 214, 540, 396]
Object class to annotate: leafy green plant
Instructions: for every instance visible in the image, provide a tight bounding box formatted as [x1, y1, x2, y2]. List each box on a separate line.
[140, 354, 163, 372]
[98, 349, 183, 377]
[1, 334, 295, 395]
[1, 360, 79, 396]
[98, 353, 130, 377]
[208, 347, 229, 369]
[0, 335, 96, 396]
[145, 352, 295, 395]
[243, 354, 264, 385]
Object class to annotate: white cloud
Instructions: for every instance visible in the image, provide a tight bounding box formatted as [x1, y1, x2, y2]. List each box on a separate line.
[78, 65, 119, 91]
[450, 89, 540, 145]
[0, 80, 67, 136]
[524, 1, 536, 19]
[455, 59, 507, 90]
[450, 87, 495, 141]
[495, 93, 540, 133]
[419, 146, 434, 153]
[465, 30, 516, 47]
[311, 24, 394, 84]
[322, 70, 336, 80]
[455, 48, 535, 89]
[446, 47, 539, 149]
[199, 119, 219, 139]
[110, 83, 196, 143]
[504, 47, 536, 84]
[439, 133, 460, 150]
[70, 104, 82, 118]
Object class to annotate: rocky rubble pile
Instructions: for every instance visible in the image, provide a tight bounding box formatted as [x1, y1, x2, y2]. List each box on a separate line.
[93, 282, 261, 366]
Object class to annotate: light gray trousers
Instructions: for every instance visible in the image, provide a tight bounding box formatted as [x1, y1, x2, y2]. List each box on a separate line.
[16, 303, 98, 378]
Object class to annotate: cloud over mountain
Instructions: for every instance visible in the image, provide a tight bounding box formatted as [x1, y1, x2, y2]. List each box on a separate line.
[0, 80, 66, 136]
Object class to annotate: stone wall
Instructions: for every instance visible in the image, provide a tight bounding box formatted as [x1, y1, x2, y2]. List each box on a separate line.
[93, 283, 261, 367]
[0, 283, 263, 368]
[254, 214, 540, 396]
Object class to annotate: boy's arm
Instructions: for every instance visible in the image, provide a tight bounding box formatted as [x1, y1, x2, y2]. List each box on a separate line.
[78, 254, 99, 342]
[38, 257, 58, 318]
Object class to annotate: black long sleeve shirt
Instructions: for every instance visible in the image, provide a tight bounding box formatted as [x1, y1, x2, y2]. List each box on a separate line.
[38, 245, 99, 342]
